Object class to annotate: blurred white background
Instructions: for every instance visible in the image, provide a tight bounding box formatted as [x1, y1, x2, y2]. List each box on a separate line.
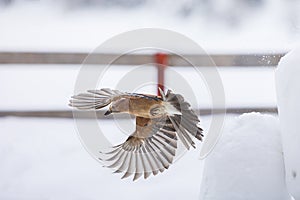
[0, 0, 299, 52]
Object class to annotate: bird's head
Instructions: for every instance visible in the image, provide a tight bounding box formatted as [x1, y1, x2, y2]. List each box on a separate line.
[104, 98, 130, 116]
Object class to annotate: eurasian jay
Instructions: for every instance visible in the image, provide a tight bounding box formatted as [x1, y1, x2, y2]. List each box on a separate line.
[70, 88, 203, 180]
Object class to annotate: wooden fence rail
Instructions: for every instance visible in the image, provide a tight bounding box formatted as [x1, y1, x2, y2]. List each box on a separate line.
[0, 52, 283, 118]
[0, 107, 278, 119]
[0, 52, 285, 66]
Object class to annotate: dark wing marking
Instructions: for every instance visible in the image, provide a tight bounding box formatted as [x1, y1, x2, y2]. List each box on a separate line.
[99, 116, 177, 181]
[129, 93, 162, 101]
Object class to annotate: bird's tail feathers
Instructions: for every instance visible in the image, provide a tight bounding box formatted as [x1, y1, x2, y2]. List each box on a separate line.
[159, 88, 204, 149]
[69, 88, 125, 110]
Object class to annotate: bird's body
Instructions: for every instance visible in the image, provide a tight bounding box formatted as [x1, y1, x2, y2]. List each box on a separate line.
[127, 95, 163, 118]
[70, 88, 203, 180]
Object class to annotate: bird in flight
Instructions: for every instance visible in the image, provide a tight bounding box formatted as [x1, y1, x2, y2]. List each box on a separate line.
[69, 88, 203, 180]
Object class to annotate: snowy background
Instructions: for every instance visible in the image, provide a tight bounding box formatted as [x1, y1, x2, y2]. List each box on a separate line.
[1, 0, 300, 199]
[0, 0, 300, 52]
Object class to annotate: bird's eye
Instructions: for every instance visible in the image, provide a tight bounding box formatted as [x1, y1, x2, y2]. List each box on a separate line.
[150, 107, 161, 116]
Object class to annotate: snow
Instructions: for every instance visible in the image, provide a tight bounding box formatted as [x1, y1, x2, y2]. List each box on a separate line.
[199, 113, 292, 200]
[0, 113, 293, 199]
[276, 48, 300, 200]
[0, 116, 208, 200]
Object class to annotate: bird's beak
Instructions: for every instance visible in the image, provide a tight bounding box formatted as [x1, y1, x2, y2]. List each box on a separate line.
[104, 109, 112, 116]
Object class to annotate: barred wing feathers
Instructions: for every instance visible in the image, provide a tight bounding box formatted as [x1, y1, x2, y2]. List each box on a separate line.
[99, 116, 177, 181]
[69, 88, 162, 110]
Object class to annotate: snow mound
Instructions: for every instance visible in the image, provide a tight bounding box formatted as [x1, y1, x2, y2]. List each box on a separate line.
[199, 113, 291, 200]
[276, 48, 300, 200]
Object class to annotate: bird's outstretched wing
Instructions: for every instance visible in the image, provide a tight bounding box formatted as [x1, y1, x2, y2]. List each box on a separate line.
[159, 88, 204, 150]
[69, 88, 161, 110]
[69, 88, 127, 110]
[100, 116, 177, 181]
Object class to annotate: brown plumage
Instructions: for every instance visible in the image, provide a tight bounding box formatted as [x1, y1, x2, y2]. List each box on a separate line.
[69, 88, 203, 180]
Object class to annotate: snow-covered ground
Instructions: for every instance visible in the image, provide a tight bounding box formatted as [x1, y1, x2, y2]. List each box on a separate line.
[0, 113, 291, 200]
[0, 116, 209, 200]
[0, 114, 271, 199]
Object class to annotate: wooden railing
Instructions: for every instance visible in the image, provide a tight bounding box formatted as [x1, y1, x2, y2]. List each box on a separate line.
[0, 51, 284, 118]
[0, 52, 284, 66]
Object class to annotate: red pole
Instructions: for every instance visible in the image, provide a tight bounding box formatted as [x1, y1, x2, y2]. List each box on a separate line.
[155, 53, 168, 96]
